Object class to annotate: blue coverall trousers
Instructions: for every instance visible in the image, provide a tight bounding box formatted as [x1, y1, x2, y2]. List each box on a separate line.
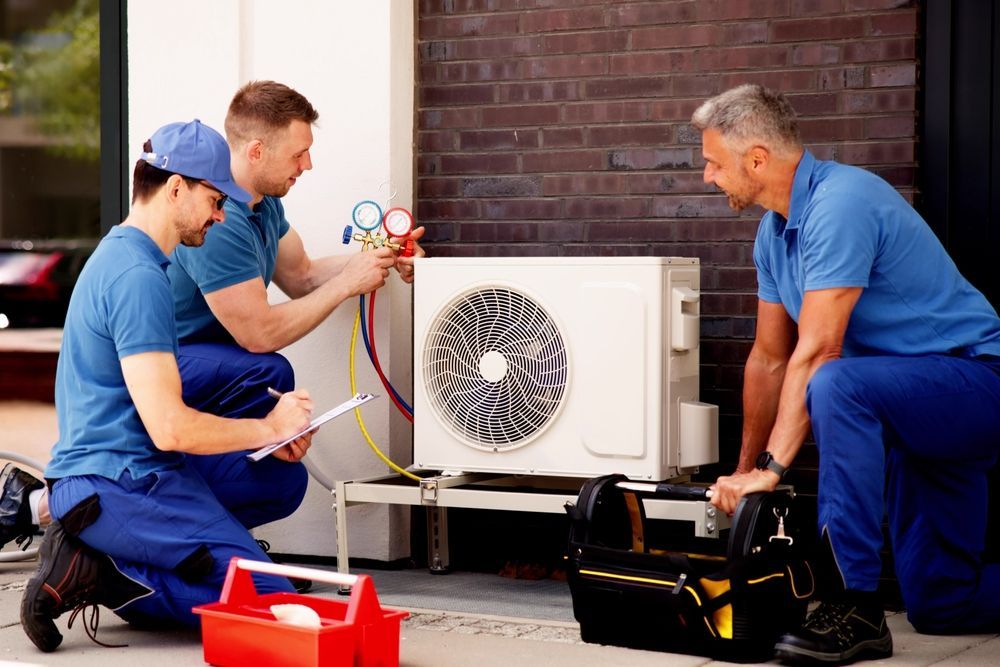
[806, 354, 1000, 633]
[49, 344, 309, 626]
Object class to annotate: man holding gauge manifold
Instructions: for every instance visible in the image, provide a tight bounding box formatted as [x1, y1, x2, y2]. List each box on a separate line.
[2, 81, 424, 562]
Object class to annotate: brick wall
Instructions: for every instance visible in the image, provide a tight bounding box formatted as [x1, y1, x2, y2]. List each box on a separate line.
[415, 0, 920, 481]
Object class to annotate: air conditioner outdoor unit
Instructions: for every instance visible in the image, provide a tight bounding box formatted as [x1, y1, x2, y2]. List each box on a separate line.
[412, 257, 718, 481]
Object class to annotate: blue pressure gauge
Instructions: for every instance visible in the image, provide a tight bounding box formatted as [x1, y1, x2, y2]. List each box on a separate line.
[352, 200, 383, 231]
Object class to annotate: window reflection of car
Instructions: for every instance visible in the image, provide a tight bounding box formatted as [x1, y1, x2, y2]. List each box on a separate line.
[0, 241, 95, 329]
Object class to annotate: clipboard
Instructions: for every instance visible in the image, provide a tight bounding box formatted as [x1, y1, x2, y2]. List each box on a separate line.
[247, 392, 378, 462]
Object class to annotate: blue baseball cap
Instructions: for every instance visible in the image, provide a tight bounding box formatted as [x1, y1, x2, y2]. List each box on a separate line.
[140, 119, 251, 202]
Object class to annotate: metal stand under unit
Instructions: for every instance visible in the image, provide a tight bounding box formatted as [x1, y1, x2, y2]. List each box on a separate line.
[332, 473, 730, 575]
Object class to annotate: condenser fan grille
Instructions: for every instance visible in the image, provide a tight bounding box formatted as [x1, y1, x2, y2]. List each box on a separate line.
[422, 286, 569, 450]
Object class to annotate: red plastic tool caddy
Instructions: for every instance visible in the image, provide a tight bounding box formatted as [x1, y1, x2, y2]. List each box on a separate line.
[194, 558, 409, 667]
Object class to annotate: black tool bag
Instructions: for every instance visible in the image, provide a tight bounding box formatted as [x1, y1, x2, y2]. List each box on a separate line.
[565, 474, 814, 663]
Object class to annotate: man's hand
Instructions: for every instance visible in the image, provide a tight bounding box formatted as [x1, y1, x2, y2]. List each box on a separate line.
[391, 225, 426, 284]
[341, 247, 395, 296]
[710, 469, 780, 515]
[264, 390, 314, 445]
[271, 432, 313, 462]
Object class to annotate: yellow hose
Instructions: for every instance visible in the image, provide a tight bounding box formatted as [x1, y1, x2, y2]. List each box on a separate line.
[351, 308, 420, 481]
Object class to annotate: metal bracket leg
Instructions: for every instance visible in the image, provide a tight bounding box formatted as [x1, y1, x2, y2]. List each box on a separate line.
[334, 480, 351, 594]
[426, 506, 450, 574]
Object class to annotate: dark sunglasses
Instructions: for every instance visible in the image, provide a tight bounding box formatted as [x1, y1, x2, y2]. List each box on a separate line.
[197, 181, 228, 211]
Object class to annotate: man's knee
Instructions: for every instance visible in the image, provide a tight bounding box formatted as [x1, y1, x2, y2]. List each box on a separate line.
[256, 353, 294, 392]
[805, 359, 847, 413]
[270, 462, 309, 520]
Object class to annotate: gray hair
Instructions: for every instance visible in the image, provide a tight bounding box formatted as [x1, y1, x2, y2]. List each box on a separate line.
[691, 84, 801, 155]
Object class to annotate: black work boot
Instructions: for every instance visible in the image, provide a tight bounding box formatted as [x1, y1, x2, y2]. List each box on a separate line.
[775, 597, 893, 665]
[20, 520, 151, 652]
[0, 463, 44, 549]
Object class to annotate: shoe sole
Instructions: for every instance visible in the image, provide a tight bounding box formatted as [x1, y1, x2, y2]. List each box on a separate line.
[775, 634, 893, 666]
[20, 526, 67, 652]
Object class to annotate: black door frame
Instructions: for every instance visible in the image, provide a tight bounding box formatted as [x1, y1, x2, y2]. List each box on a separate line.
[920, 0, 1000, 306]
[99, 0, 127, 234]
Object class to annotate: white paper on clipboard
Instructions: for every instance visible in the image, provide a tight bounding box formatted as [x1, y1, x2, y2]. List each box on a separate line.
[247, 392, 378, 462]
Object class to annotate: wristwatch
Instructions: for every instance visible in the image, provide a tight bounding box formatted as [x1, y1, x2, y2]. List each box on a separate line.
[755, 451, 788, 479]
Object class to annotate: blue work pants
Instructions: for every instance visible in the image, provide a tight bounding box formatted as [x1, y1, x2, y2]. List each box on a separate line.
[806, 354, 1000, 633]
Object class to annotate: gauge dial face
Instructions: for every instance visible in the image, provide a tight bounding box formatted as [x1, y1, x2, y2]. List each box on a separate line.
[352, 200, 383, 231]
[382, 207, 414, 237]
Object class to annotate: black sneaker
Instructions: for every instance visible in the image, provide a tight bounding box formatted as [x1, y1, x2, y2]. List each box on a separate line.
[20, 520, 151, 652]
[775, 599, 893, 665]
[0, 463, 44, 549]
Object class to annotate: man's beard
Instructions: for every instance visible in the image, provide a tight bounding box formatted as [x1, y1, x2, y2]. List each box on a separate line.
[726, 190, 757, 212]
[179, 219, 213, 247]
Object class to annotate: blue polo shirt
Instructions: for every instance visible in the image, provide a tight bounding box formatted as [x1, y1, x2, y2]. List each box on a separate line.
[169, 196, 290, 342]
[754, 150, 1000, 358]
[47, 226, 182, 481]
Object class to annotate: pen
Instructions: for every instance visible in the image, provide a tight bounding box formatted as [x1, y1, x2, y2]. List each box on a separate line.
[267, 387, 283, 400]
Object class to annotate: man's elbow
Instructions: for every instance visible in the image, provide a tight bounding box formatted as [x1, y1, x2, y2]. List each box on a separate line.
[232, 329, 280, 354]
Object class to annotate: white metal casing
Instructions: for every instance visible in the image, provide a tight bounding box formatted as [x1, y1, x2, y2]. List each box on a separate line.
[412, 256, 717, 481]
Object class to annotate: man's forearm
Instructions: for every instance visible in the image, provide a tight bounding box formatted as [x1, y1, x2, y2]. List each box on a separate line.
[242, 276, 352, 352]
[738, 351, 787, 472]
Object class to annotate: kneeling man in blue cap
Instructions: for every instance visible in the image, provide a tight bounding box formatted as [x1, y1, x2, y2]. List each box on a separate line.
[20, 120, 316, 652]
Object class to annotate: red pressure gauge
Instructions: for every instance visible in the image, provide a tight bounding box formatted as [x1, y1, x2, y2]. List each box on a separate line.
[382, 207, 414, 238]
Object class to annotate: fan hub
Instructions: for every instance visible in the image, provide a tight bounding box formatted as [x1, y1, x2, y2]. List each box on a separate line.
[479, 350, 508, 383]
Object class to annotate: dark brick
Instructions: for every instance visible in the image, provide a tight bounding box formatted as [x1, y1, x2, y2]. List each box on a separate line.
[459, 129, 539, 150]
[525, 54, 608, 79]
[817, 67, 866, 91]
[499, 81, 581, 103]
[538, 220, 586, 243]
[418, 14, 520, 39]
[722, 21, 770, 45]
[671, 75, 721, 97]
[842, 37, 915, 63]
[421, 85, 496, 107]
[610, 51, 697, 76]
[542, 127, 585, 148]
[589, 221, 675, 243]
[420, 107, 480, 129]
[418, 130, 458, 152]
[542, 30, 629, 54]
[721, 69, 818, 93]
[631, 24, 722, 50]
[771, 16, 865, 42]
[837, 140, 914, 165]
[693, 0, 793, 21]
[869, 9, 918, 36]
[564, 198, 650, 219]
[697, 45, 790, 70]
[588, 124, 674, 147]
[869, 63, 916, 88]
[439, 60, 523, 83]
[417, 155, 440, 176]
[542, 173, 626, 196]
[791, 43, 842, 66]
[418, 178, 462, 198]
[585, 77, 671, 100]
[799, 117, 865, 142]
[521, 7, 606, 33]
[843, 89, 915, 113]
[453, 36, 544, 60]
[792, 0, 852, 16]
[482, 199, 563, 219]
[847, 0, 914, 8]
[626, 172, 715, 194]
[563, 101, 649, 123]
[439, 153, 519, 174]
[649, 99, 702, 121]
[609, 148, 695, 170]
[421, 222, 456, 243]
[417, 199, 480, 220]
[869, 165, 915, 187]
[462, 176, 542, 197]
[522, 150, 606, 172]
[611, 2, 697, 27]
[481, 104, 561, 126]
[865, 115, 914, 139]
[653, 195, 739, 218]
[786, 92, 840, 116]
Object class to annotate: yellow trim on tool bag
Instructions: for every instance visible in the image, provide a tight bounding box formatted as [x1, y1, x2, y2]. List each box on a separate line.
[788, 562, 816, 600]
[699, 577, 733, 639]
[747, 572, 784, 585]
[578, 569, 703, 606]
[623, 492, 645, 553]
[647, 548, 727, 562]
